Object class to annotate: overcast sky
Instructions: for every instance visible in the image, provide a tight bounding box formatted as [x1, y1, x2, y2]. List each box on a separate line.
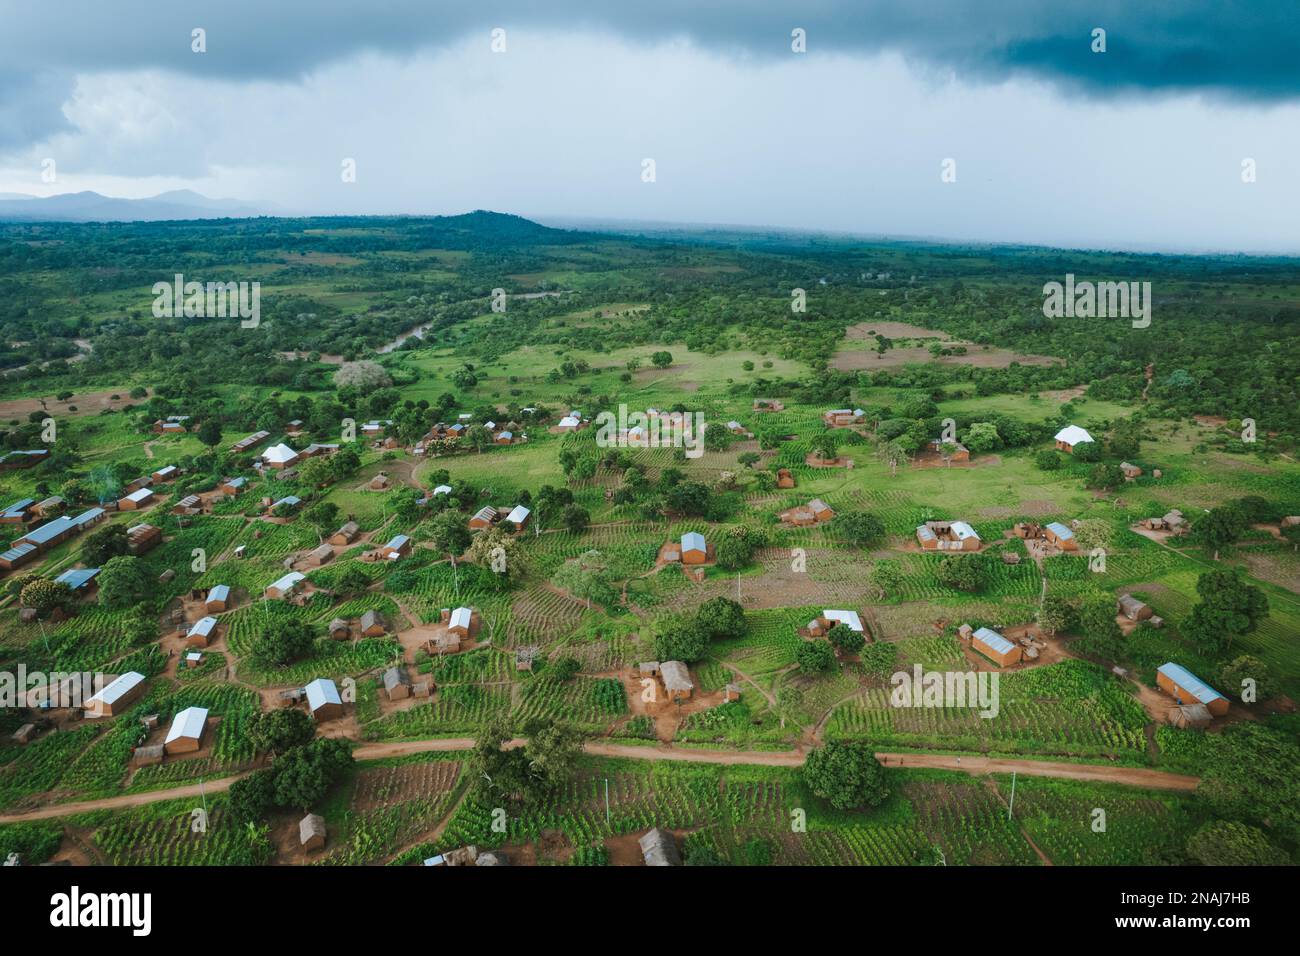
[2, 1, 1298, 251]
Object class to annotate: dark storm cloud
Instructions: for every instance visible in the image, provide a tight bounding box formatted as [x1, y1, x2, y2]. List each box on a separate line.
[0, 1, 1294, 148]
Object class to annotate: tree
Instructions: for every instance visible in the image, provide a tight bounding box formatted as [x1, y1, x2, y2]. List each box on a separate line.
[249, 709, 315, 755]
[1037, 595, 1076, 636]
[298, 456, 335, 488]
[867, 559, 903, 599]
[82, 524, 129, 566]
[430, 510, 471, 559]
[737, 451, 760, 468]
[302, 501, 340, 538]
[935, 553, 990, 593]
[714, 526, 759, 570]
[828, 624, 865, 655]
[551, 555, 617, 609]
[803, 742, 889, 810]
[1086, 462, 1124, 491]
[19, 578, 73, 617]
[392, 487, 424, 523]
[1072, 439, 1102, 462]
[650, 351, 673, 369]
[97, 555, 150, 610]
[463, 424, 493, 453]
[962, 421, 1001, 453]
[1199, 723, 1300, 840]
[562, 504, 590, 534]
[1034, 449, 1061, 471]
[1219, 655, 1277, 705]
[547, 656, 582, 682]
[333, 564, 371, 598]
[520, 719, 586, 802]
[226, 768, 277, 823]
[653, 612, 709, 663]
[252, 616, 318, 667]
[834, 511, 886, 549]
[697, 597, 747, 643]
[796, 639, 836, 672]
[1193, 504, 1247, 559]
[1181, 568, 1269, 655]
[1186, 821, 1289, 867]
[467, 527, 527, 585]
[811, 432, 839, 462]
[197, 419, 223, 449]
[271, 738, 353, 811]
[333, 360, 391, 392]
[1077, 593, 1124, 659]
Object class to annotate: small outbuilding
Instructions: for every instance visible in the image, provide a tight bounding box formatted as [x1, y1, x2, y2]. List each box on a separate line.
[638, 828, 681, 866]
[299, 813, 327, 852]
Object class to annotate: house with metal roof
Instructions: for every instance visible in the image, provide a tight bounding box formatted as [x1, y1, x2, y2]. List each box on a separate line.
[265, 571, 306, 599]
[205, 585, 230, 612]
[639, 828, 681, 866]
[164, 706, 209, 754]
[118, 487, 155, 511]
[0, 498, 34, 524]
[1157, 663, 1228, 716]
[1043, 521, 1079, 551]
[71, 507, 105, 529]
[0, 541, 37, 571]
[1054, 425, 1095, 453]
[305, 678, 344, 720]
[468, 505, 498, 530]
[151, 464, 178, 482]
[84, 671, 146, 718]
[680, 531, 709, 565]
[504, 505, 531, 528]
[971, 627, 1022, 667]
[822, 609, 864, 633]
[269, 495, 301, 512]
[0, 449, 50, 470]
[262, 443, 299, 469]
[448, 606, 475, 637]
[380, 534, 410, 559]
[916, 520, 981, 551]
[55, 567, 100, 593]
[185, 616, 218, 648]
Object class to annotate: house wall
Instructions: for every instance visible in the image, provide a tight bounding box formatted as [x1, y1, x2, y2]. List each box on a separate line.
[164, 733, 202, 756]
[311, 701, 345, 721]
[1157, 672, 1229, 716]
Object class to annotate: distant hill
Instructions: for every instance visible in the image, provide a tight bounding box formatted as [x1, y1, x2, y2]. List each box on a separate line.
[0, 190, 277, 223]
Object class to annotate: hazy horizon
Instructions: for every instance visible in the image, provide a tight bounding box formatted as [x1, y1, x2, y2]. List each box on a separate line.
[3, 2, 1298, 252]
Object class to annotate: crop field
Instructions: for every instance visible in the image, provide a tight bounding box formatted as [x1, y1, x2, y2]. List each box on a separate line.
[0, 210, 1295, 873]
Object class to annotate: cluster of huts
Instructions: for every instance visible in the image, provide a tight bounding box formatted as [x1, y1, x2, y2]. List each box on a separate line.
[1011, 521, 1079, 552]
[779, 498, 834, 527]
[1142, 509, 1187, 534]
[822, 408, 865, 428]
[957, 623, 1033, 667]
[637, 660, 699, 704]
[0, 505, 107, 573]
[429, 606, 481, 654]
[916, 520, 981, 551]
[467, 504, 531, 532]
[659, 531, 713, 566]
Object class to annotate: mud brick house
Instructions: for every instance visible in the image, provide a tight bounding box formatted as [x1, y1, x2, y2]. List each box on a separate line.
[84, 671, 146, 718]
[1043, 522, 1078, 551]
[971, 627, 1022, 667]
[164, 706, 208, 754]
[916, 520, 981, 551]
[1053, 425, 1095, 454]
[1157, 663, 1229, 716]
[306, 678, 344, 721]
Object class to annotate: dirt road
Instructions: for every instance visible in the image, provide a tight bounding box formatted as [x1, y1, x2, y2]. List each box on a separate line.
[0, 737, 1201, 824]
